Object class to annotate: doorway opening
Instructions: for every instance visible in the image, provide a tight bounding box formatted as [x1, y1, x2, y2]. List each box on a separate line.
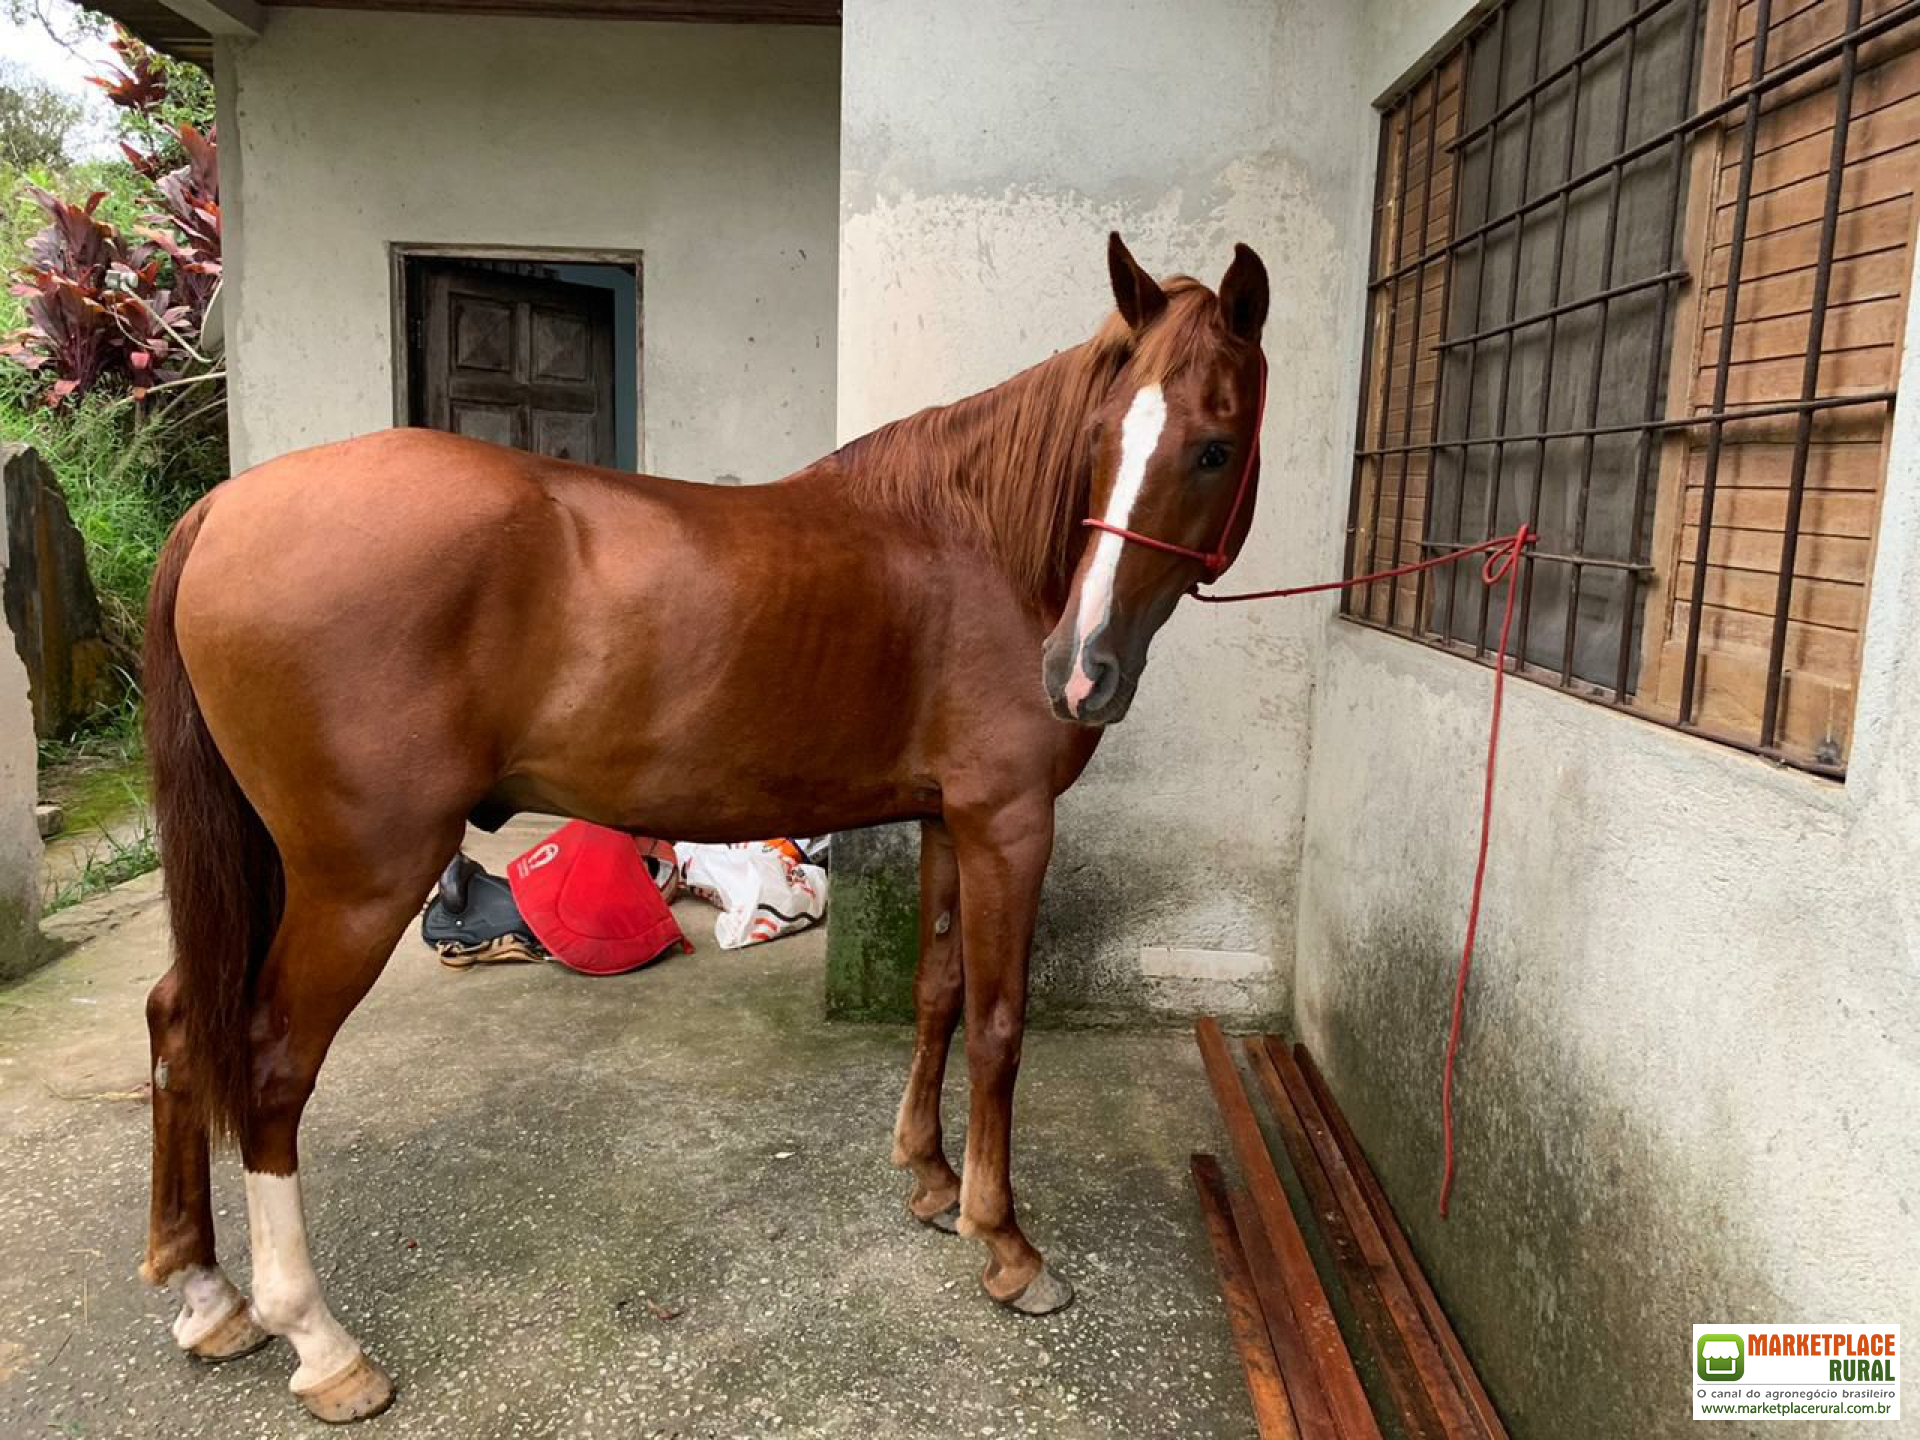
[393, 248, 642, 471]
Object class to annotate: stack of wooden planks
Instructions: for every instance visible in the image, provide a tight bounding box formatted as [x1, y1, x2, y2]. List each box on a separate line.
[1190, 1018, 1508, 1440]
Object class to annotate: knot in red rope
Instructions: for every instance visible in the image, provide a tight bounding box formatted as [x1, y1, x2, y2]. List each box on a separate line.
[1182, 524, 1536, 1217]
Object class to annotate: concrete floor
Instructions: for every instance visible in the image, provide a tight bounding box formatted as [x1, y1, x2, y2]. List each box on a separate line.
[0, 820, 1251, 1439]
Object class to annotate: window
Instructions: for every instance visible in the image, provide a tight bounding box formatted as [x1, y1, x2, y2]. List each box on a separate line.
[1347, 0, 1920, 776]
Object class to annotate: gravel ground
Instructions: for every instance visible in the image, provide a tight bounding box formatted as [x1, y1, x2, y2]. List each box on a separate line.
[0, 820, 1251, 1439]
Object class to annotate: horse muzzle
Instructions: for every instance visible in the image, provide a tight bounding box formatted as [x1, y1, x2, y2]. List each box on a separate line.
[1041, 630, 1140, 726]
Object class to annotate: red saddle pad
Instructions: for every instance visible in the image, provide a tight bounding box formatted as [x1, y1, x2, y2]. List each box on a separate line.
[507, 820, 692, 976]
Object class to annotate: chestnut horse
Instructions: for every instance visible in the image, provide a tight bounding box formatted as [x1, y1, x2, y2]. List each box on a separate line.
[139, 233, 1269, 1421]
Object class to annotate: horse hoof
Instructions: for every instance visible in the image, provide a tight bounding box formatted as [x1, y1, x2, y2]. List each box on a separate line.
[914, 1201, 961, 1234]
[1000, 1264, 1075, 1317]
[294, 1351, 395, 1424]
[184, 1302, 273, 1363]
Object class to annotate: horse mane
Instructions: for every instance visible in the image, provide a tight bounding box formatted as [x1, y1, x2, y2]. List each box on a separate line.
[820, 277, 1232, 605]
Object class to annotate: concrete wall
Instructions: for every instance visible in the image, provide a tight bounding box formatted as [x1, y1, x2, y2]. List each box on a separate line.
[0, 456, 44, 983]
[1290, 1, 1920, 1433]
[216, 10, 840, 483]
[831, 0, 1373, 1021]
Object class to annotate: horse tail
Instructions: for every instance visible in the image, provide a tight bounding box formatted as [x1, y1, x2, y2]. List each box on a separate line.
[144, 499, 284, 1144]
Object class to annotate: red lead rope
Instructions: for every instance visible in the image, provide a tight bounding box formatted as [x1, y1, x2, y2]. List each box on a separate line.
[1192, 526, 1536, 1217]
[1077, 352, 1532, 1214]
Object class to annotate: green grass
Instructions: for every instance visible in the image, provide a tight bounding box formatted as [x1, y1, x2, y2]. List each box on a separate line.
[38, 692, 145, 822]
[38, 694, 156, 913]
[0, 382, 225, 647]
[43, 813, 158, 914]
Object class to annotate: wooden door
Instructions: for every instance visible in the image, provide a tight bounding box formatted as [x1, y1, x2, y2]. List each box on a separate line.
[412, 261, 617, 466]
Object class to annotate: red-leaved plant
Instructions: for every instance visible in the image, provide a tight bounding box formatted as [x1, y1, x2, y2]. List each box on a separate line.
[141, 125, 220, 318]
[2, 188, 194, 403]
[87, 30, 170, 124]
[3, 29, 220, 405]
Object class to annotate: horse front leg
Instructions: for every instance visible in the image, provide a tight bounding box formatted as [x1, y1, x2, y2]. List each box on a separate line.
[949, 794, 1073, 1315]
[892, 819, 965, 1232]
[142, 964, 272, 1362]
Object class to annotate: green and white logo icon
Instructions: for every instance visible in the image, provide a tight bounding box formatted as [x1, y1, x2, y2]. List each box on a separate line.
[1698, 1333, 1745, 1383]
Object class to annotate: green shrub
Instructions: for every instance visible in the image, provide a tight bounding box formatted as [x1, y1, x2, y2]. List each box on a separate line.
[0, 22, 224, 694]
[0, 376, 225, 644]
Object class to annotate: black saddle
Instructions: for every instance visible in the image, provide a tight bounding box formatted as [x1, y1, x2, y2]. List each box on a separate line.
[420, 855, 544, 967]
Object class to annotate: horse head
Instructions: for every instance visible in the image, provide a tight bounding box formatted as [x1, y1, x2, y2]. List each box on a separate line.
[1042, 232, 1270, 726]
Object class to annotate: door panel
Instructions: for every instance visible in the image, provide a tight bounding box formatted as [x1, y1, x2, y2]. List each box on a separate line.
[414, 261, 618, 467]
[450, 402, 517, 448]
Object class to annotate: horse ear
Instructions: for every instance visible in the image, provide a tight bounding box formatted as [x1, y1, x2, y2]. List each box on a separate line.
[1218, 243, 1269, 341]
[1108, 231, 1168, 332]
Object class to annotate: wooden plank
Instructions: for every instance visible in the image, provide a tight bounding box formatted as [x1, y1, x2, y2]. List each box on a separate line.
[1196, 1019, 1381, 1440]
[1671, 559, 1867, 625]
[1645, 638, 1854, 755]
[1292, 1047, 1510, 1440]
[1723, 215, 1912, 304]
[1692, 342, 1898, 405]
[1699, 292, 1905, 360]
[1714, 139, 1920, 244]
[1263, 1041, 1482, 1440]
[1636, 0, 1740, 703]
[1674, 518, 1872, 579]
[1193, 1155, 1302, 1440]
[1720, 34, 1920, 157]
[1231, 1189, 1344, 1440]
[1732, 0, 1913, 73]
[1671, 600, 1865, 671]
[1245, 1040, 1459, 1440]
[1725, 90, 1920, 201]
[1680, 483, 1880, 534]
[1732, 0, 1908, 46]
[1669, 438, 1888, 489]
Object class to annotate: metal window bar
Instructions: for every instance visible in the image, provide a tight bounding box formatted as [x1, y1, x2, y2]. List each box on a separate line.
[1759, 0, 1864, 750]
[1472, 6, 1552, 661]
[1346, 0, 1918, 779]
[1512, 0, 1595, 668]
[1437, 5, 1510, 645]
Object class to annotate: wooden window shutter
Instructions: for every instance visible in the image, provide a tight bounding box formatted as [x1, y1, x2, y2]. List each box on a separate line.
[1639, 0, 1920, 769]
[1351, 51, 1468, 629]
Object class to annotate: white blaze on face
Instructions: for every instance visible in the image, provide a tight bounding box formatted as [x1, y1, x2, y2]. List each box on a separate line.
[244, 1170, 364, 1391]
[1065, 383, 1167, 713]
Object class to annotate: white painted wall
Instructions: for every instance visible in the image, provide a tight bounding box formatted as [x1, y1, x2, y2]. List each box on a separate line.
[837, 0, 1373, 1017]
[216, 10, 839, 483]
[208, 6, 1918, 1426]
[1288, 0, 1920, 1431]
[0, 474, 43, 982]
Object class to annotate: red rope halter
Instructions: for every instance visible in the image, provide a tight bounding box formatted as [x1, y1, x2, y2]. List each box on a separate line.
[1081, 357, 1270, 579]
[1078, 358, 1534, 1215]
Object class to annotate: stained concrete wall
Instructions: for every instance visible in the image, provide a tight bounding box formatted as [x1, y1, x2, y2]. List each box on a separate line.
[0, 457, 45, 983]
[216, 10, 839, 482]
[831, 0, 1373, 1021]
[1289, 1, 1920, 1434]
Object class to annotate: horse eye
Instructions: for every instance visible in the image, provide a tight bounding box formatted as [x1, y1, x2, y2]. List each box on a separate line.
[1198, 441, 1231, 471]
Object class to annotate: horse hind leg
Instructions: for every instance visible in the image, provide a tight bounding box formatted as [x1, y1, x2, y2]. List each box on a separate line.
[143, 964, 272, 1362]
[892, 819, 964, 1233]
[239, 837, 456, 1423]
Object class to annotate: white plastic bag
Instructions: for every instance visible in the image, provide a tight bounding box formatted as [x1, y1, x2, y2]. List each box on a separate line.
[676, 840, 827, 950]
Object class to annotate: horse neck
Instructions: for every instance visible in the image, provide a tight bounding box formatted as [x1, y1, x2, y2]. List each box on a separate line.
[801, 341, 1109, 618]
